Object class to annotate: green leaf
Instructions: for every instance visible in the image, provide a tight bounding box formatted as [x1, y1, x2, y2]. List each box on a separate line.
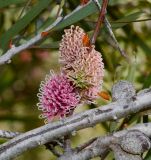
[0, 0, 52, 52]
[82, 12, 145, 31]
[0, 0, 25, 8]
[144, 149, 151, 160]
[143, 73, 151, 88]
[111, 12, 144, 29]
[54, 0, 103, 30]
[109, 0, 133, 6]
[127, 60, 136, 83]
[135, 36, 151, 56]
[39, 1, 102, 32]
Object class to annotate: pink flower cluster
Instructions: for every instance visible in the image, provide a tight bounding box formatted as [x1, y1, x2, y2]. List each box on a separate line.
[37, 25, 104, 122]
[37, 72, 80, 123]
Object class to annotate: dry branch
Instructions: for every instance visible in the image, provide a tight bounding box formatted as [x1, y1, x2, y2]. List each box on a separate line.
[0, 130, 20, 139]
[0, 85, 151, 160]
[59, 123, 151, 160]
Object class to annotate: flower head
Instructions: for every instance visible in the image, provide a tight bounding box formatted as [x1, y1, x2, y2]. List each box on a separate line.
[59, 25, 85, 64]
[37, 72, 80, 123]
[63, 46, 104, 86]
[59, 26, 104, 102]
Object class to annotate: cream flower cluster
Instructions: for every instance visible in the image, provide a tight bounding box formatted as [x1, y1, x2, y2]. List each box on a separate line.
[60, 25, 104, 102]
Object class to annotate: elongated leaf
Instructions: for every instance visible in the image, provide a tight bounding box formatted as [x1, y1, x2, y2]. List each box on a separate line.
[0, 0, 26, 8]
[40, 0, 102, 31]
[109, 0, 133, 6]
[40, 2, 100, 32]
[0, 0, 52, 52]
[54, 1, 101, 30]
[111, 12, 144, 28]
[79, 12, 144, 30]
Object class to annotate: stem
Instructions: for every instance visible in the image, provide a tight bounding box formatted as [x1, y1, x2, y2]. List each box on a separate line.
[76, 137, 97, 152]
[92, 0, 129, 59]
[64, 135, 72, 153]
[91, 0, 108, 44]
[63, 109, 74, 153]
[45, 143, 62, 157]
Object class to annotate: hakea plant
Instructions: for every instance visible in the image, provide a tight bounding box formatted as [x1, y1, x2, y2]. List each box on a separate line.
[37, 25, 104, 122]
[59, 25, 104, 102]
[37, 72, 80, 123]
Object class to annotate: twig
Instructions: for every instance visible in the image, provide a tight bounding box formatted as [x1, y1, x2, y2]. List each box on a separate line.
[59, 124, 151, 160]
[63, 111, 74, 153]
[0, 16, 63, 65]
[64, 134, 72, 153]
[91, 0, 108, 44]
[0, 86, 151, 159]
[92, 0, 128, 59]
[100, 149, 109, 160]
[75, 137, 97, 152]
[45, 143, 62, 157]
[0, 130, 21, 139]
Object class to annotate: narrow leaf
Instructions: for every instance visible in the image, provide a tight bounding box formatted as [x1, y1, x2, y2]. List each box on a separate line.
[0, 0, 52, 52]
[0, 0, 26, 8]
[111, 12, 144, 29]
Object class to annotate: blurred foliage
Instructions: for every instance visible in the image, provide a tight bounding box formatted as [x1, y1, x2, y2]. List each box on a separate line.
[0, 0, 151, 159]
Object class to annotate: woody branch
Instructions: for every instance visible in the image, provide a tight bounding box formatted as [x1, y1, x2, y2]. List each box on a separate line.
[0, 81, 151, 160]
[58, 123, 151, 160]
